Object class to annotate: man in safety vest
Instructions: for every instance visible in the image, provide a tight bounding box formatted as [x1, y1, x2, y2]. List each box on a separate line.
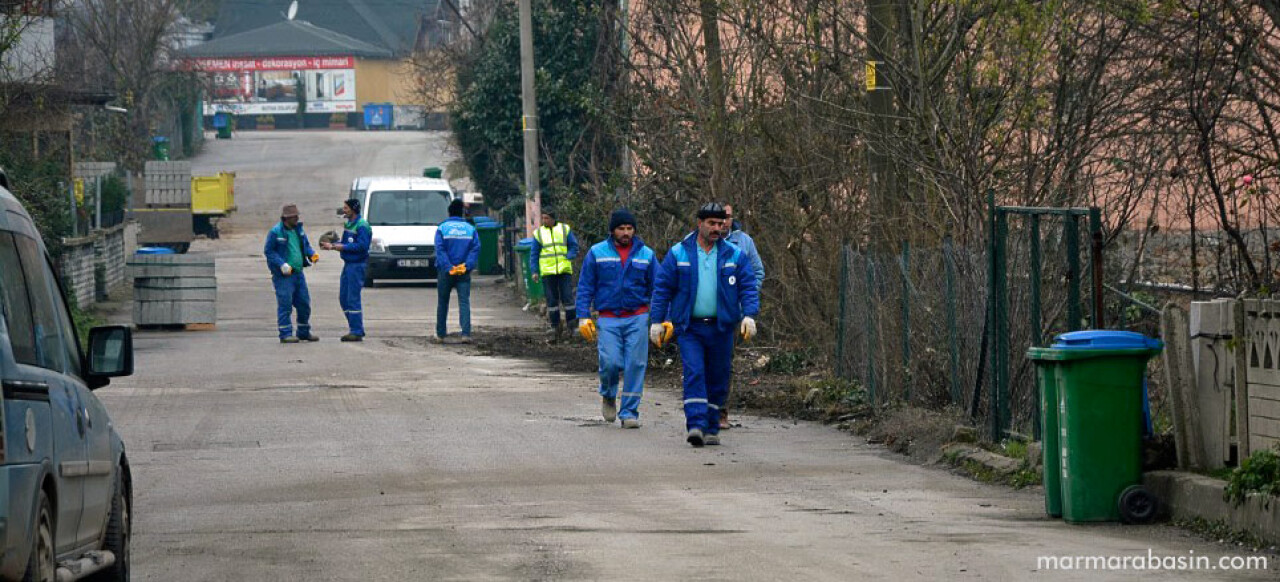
[530, 207, 580, 342]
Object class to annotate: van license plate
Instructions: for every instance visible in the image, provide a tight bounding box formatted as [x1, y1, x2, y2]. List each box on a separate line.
[398, 259, 430, 268]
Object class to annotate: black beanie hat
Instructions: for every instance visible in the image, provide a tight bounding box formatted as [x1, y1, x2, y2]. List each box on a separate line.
[696, 202, 727, 220]
[609, 208, 637, 232]
[448, 198, 466, 217]
[541, 207, 557, 220]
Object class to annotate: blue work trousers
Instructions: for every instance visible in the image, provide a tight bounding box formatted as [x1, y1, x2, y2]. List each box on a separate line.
[436, 271, 472, 338]
[340, 262, 366, 336]
[678, 321, 734, 434]
[272, 271, 312, 339]
[597, 314, 650, 420]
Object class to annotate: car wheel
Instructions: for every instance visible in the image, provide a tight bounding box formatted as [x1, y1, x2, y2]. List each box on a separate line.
[22, 492, 55, 582]
[87, 470, 130, 581]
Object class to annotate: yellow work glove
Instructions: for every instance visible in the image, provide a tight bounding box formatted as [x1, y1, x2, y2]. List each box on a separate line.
[738, 316, 757, 342]
[449, 264, 467, 276]
[579, 319, 597, 342]
[649, 322, 674, 347]
[310, 253, 320, 264]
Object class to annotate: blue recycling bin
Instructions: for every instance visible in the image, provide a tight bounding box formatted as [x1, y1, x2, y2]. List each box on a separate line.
[136, 247, 175, 255]
[363, 103, 393, 130]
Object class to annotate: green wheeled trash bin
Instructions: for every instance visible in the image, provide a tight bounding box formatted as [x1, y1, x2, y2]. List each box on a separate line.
[475, 222, 501, 275]
[514, 237, 544, 303]
[1027, 330, 1163, 524]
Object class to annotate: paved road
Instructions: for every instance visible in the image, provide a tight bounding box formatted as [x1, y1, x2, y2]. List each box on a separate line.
[98, 131, 1275, 581]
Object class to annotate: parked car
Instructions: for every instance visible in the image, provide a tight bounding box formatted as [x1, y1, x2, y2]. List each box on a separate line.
[0, 183, 135, 581]
[352, 176, 459, 286]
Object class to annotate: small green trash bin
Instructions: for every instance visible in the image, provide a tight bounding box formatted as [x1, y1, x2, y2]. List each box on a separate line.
[1027, 330, 1163, 524]
[476, 223, 501, 275]
[151, 136, 170, 160]
[514, 237, 543, 303]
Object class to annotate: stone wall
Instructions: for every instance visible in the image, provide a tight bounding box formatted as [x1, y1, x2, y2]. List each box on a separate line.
[58, 221, 135, 308]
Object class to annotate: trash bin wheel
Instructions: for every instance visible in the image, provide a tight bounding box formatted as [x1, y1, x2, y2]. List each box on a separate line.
[1118, 485, 1158, 524]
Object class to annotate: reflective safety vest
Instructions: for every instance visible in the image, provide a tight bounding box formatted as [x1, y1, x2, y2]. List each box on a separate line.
[535, 223, 574, 275]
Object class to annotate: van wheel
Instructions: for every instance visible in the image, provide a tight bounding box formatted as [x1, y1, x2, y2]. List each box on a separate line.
[88, 470, 130, 581]
[22, 492, 54, 582]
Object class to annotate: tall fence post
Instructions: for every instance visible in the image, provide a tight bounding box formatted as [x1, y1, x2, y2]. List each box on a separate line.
[1029, 215, 1043, 440]
[944, 236, 961, 406]
[1089, 207, 1104, 329]
[994, 208, 1010, 440]
[1066, 214, 1082, 332]
[836, 245, 850, 379]
[901, 240, 911, 403]
[865, 257, 878, 405]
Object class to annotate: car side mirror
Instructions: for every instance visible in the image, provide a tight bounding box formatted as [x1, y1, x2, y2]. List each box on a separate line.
[87, 326, 133, 389]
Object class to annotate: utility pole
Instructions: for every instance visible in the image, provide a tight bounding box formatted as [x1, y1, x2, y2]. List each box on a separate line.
[518, 0, 541, 236]
[866, 0, 898, 251]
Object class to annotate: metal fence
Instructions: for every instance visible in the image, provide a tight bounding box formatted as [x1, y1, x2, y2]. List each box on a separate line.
[835, 210, 1164, 442]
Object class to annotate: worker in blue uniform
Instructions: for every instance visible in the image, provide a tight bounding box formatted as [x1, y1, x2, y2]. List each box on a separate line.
[434, 199, 481, 342]
[576, 209, 657, 428]
[322, 198, 373, 341]
[264, 204, 320, 343]
[650, 203, 759, 447]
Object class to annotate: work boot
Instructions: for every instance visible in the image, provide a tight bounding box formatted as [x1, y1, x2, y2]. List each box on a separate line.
[686, 428, 705, 447]
[545, 326, 559, 344]
[298, 334, 320, 342]
[621, 418, 640, 429]
[602, 397, 617, 422]
[704, 433, 721, 446]
[280, 337, 300, 344]
[340, 333, 363, 342]
[719, 409, 731, 430]
[458, 335, 473, 344]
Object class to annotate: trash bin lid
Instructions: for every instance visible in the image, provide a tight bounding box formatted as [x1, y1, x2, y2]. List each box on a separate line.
[1052, 330, 1163, 351]
[514, 237, 535, 250]
[136, 247, 175, 255]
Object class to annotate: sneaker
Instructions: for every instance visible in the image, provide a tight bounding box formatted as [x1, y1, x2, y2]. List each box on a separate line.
[686, 428, 705, 447]
[602, 397, 617, 422]
[298, 334, 320, 342]
[340, 333, 363, 342]
[280, 337, 300, 344]
[704, 433, 721, 446]
[621, 418, 640, 429]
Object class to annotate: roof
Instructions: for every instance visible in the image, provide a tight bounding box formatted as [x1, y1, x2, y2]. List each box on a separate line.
[181, 19, 394, 58]
[212, 0, 442, 56]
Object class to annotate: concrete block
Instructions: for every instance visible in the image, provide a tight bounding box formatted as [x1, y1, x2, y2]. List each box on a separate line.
[1145, 470, 1280, 545]
[133, 300, 216, 325]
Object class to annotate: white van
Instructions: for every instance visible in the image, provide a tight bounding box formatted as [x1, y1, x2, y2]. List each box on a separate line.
[353, 176, 458, 285]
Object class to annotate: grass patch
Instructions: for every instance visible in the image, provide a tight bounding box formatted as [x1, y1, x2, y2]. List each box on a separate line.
[1174, 518, 1275, 551]
[762, 348, 814, 375]
[70, 302, 104, 351]
[1223, 447, 1280, 508]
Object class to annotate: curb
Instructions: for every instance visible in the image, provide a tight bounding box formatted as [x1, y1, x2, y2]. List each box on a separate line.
[1144, 470, 1280, 545]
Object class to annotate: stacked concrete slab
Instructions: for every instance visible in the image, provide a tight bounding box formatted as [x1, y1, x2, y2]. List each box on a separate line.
[128, 253, 216, 326]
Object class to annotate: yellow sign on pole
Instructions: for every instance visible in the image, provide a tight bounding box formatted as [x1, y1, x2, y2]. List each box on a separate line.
[74, 179, 85, 205]
[866, 61, 877, 91]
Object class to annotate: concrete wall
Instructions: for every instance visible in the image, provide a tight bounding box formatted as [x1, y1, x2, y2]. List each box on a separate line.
[58, 221, 135, 308]
[354, 58, 419, 105]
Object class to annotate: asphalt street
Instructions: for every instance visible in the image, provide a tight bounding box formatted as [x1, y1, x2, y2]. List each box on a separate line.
[95, 131, 1276, 581]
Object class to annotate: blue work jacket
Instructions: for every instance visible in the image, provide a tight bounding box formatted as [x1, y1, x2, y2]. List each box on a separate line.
[264, 221, 316, 277]
[651, 234, 760, 335]
[575, 238, 656, 316]
[434, 216, 480, 272]
[340, 218, 372, 263]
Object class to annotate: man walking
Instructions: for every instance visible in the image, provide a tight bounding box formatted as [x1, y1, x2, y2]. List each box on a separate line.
[576, 209, 657, 429]
[651, 203, 759, 447]
[530, 208, 580, 342]
[321, 198, 373, 342]
[434, 198, 480, 342]
[264, 204, 320, 343]
[718, 204, 765, 429]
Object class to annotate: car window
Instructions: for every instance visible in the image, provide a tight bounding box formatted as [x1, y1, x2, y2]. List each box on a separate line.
[14, 234, 72, 374]
[366, 190, 450, 226]
[45, 253, 83, 379]
[0, 232, 38, 365]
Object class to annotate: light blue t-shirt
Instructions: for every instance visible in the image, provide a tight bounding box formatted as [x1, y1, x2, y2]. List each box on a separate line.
[692, 244, 718, 318]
